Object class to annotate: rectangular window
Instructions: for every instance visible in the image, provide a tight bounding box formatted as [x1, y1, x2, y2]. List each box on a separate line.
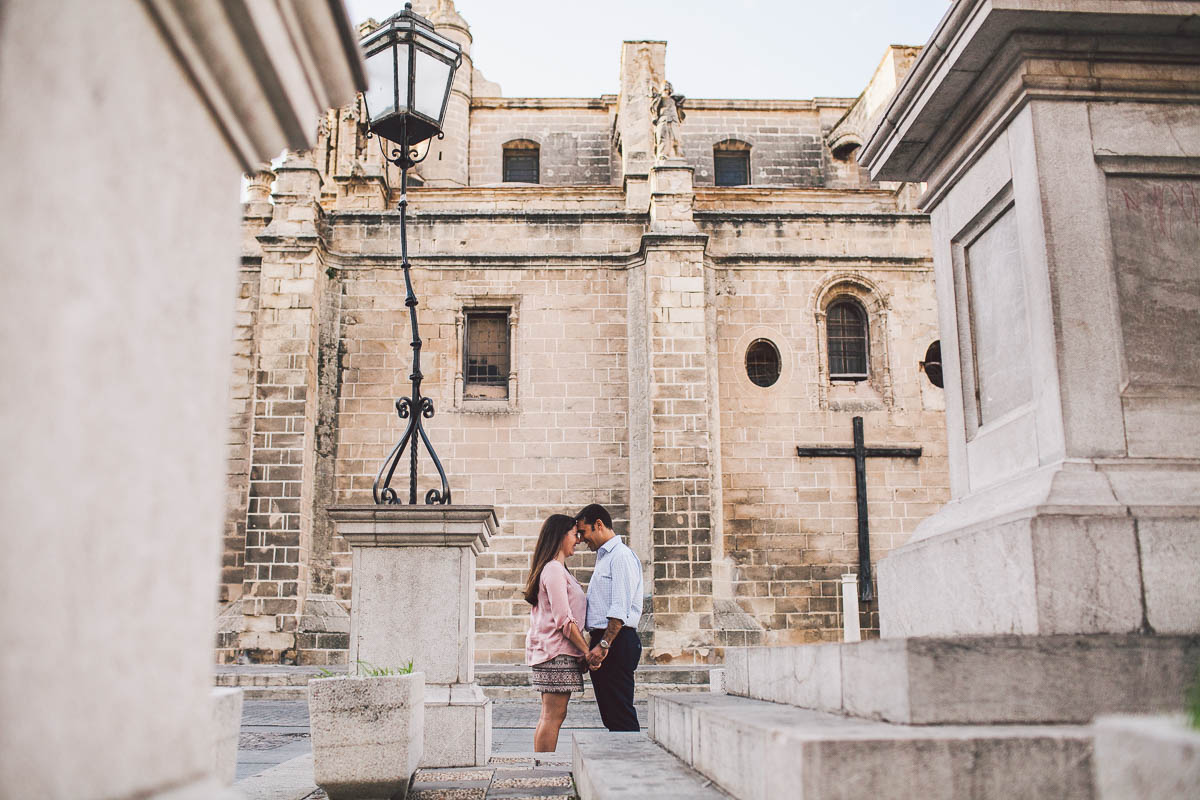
[464, 311, 510, 399]
[714, 151, 749, 186]
[503, 151, 539, 183]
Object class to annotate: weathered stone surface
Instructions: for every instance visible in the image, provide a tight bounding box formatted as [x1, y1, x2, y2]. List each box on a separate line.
[863, 0, 1200, 641]
[0, 0, 358, 795]
[309, 673, 425, 799]
[652, 693, 1094, 800]
[223, 1, 947, 667]
[573, 732, 730, 800]
[423, 683, 492, 768]
[728, 635, 1200, 725]
[333, 506, 496, 685]
[1093, 715, 1200, 799]
[735, 644, 842, 713]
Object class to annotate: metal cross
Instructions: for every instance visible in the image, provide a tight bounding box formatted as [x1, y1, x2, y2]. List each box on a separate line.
[796, 416, 921, 602]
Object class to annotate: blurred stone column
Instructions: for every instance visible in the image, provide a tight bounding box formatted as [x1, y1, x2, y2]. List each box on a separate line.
[0, 0, 362, 796]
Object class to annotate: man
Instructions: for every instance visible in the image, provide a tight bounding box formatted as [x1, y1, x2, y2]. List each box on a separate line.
[575, 503, 643, 732]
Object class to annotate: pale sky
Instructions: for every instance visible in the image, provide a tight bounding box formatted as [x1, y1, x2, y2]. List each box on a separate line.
[344, 0, 952, 100]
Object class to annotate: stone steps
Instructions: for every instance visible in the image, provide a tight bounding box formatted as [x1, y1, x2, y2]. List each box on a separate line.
[725, 633, 1200, 724]
[572, 731, 732, 800]
[649, 693, 1095, 800]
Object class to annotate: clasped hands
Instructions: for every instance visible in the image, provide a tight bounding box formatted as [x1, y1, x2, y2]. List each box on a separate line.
[585, 644, 607, 671]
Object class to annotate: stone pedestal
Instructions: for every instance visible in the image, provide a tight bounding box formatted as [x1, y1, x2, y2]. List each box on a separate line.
[328, 505, 497, 767]
[861, 0, 1200, 639]
[649, 160, 698, 233]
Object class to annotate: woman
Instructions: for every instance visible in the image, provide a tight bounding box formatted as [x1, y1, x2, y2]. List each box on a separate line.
[523, 513, 590, 752]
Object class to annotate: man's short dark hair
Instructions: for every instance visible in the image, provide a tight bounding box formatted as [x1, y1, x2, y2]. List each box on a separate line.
[575, 503, 612, 531]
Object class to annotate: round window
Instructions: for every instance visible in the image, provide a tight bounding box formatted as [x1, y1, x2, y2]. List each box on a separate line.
[745, 339, 781, 387]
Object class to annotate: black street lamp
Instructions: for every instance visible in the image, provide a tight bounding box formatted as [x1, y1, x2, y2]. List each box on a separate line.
[360, 3, 462, 505]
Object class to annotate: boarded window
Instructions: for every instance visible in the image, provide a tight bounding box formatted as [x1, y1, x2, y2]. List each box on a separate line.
[827, 300, 868, 379]
[464, 311, 510, 398]
[714, 150, 749, 186]
[503, 141, 539, 183]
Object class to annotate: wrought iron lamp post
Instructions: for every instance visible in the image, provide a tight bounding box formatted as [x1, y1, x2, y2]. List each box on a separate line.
[359, 3, 461, 505]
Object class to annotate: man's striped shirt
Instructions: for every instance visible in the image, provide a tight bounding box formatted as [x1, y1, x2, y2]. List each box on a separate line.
[585, 535, 643, 630]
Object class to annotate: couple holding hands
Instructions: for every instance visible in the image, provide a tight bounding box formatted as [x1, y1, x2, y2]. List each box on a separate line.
[522, 504, 643, 751]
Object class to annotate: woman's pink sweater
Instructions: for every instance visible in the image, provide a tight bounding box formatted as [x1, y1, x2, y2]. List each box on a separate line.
[525, 559, 587, 665]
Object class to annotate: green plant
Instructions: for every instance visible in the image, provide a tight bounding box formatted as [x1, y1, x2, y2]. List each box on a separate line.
[356, 658, 414, 677]
[316, 659, 415, 678]
[1187, 663, 1200, 730]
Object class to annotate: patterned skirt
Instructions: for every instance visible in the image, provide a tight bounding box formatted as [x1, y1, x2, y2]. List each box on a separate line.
[530, 653, 585, 693]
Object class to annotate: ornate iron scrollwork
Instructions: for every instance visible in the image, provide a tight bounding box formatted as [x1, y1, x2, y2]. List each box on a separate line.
[370, 118, 452, 506]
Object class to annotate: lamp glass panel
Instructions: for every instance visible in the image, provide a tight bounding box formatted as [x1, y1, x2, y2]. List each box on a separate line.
[396, 43, 410, 112]
[364, 48, 396, 119]
[413, 48, 452, 121]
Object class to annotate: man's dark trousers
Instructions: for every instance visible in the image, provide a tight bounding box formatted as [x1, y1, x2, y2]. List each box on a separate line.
[588, 627, 641, 731]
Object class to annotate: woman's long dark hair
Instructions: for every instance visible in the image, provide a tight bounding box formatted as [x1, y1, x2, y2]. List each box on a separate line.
[523, 514, 577, 606]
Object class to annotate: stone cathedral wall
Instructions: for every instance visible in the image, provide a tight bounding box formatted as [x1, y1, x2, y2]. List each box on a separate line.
[324, 201, 638, 662]
[710, 256, 946, 642]
[216, 10, 948, 665]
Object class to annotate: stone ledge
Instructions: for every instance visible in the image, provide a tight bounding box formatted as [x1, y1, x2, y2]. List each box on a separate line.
[726, 634, 1200, 724]
[650, 693, 1094, 800]
[572, 731, 731, 800]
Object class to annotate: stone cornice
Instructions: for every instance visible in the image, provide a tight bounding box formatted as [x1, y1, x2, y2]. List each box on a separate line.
[695, 211, 929, 223]
[705, 254, 932, 268]
[333, 210, 647, 225]
[686, 97, 855, 111]
[327, 505, 497, 554]
[470, 96, 856, 112]
[321, 251, 931, 271]
[471, 97, 613, 110]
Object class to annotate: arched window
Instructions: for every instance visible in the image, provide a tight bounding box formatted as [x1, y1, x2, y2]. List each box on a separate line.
[713, 139, 750, 186]
[502, 140, 539, 183]
[827, 299, 869, 380]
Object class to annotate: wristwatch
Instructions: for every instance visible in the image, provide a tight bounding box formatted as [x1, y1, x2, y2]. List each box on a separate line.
[599, 639, 610, 651]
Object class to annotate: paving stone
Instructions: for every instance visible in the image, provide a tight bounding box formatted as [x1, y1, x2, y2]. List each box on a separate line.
[490, 773, 572, 788]
[415, 768, 495, 783]
[410, 788, 486, 800]
[573, 732, 730, 800]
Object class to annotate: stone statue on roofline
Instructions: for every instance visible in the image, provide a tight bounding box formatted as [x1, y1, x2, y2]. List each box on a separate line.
[651, 81, 686, 162]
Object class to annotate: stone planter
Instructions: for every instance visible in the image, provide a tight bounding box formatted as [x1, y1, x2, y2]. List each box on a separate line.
[309, 672, 425, 800]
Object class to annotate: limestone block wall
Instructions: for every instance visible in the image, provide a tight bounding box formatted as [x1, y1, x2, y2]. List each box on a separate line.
[222, 260, 261, 603]
[708, 210, 948, 642]
[330, 210, 636, 663]
[468, 101, 614, 186]
[642, 241, 718, 660]
[680, 102, 851, 188]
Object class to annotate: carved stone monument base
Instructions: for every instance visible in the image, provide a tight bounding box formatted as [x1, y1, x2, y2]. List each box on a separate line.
[880, 461, 1200, 638]
[861, 1, 1200, 641]
[328, 505, 497, 768]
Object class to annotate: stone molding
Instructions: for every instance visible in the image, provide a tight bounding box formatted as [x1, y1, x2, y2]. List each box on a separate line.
[141, 0, 365, 171]
[328, 505, 498, 554]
